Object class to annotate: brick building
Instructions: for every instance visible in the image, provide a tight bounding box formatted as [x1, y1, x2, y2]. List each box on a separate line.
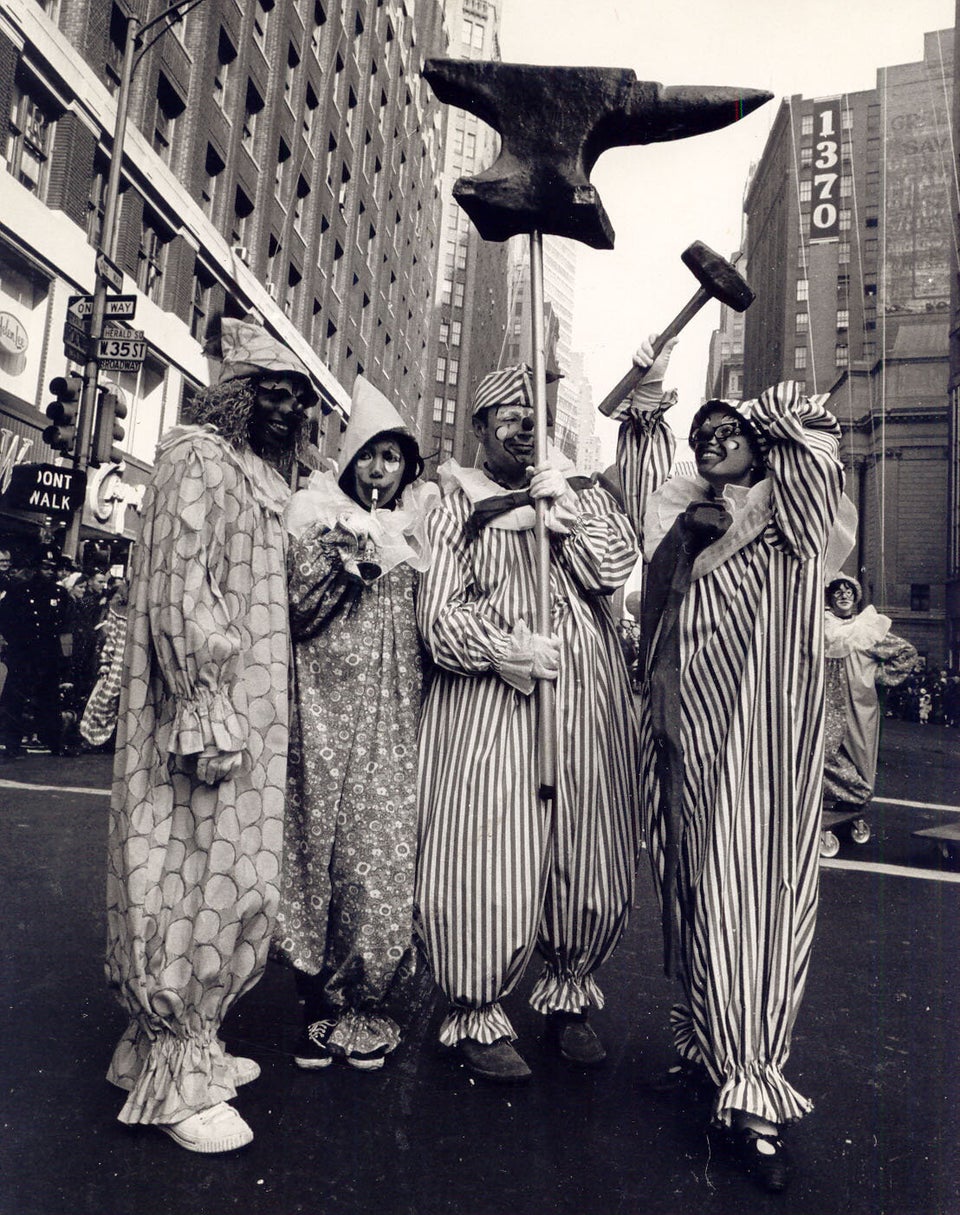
[720, 28, 956, 664]
[0, 0, 447, 557]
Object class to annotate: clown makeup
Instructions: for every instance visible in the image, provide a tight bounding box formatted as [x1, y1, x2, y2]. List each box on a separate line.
[692, 408, 758, 490]
[351, 437, 407, 510]
[249, 373, 309, 460]
[829, 582, 858, 618]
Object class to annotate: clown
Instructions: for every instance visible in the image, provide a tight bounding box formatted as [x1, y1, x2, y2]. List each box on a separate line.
[105, 317, 316, 1152]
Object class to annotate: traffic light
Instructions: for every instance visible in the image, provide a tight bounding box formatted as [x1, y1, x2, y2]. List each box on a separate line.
[91, 383, 128, 466]
[42, 372, 84, 457]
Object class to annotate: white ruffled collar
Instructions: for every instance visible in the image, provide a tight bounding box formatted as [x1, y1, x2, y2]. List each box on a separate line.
[823, 604, 891, 658]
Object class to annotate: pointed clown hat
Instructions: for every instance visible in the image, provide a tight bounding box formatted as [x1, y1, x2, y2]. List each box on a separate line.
[338, 375, 423, 494]
[216, 316, 318, 407]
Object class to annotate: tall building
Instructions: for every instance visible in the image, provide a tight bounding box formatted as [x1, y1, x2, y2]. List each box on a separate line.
[0, 0, 447, 557]
[948, 4, 960, 664]
[723, 28, 955, 664]
[421, 0, 505, 473]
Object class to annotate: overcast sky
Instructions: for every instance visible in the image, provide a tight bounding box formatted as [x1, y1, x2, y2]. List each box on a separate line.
[497, 0, 956, 456]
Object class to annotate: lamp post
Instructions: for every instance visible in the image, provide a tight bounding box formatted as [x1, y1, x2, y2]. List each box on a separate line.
[62, 0, 206, 558]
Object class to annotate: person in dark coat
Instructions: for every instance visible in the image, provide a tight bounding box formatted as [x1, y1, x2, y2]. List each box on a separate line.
[0, 548, 73, 758]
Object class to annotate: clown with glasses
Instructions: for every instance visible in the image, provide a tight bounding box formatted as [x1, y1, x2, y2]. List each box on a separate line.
[611, 334, 855, 1195]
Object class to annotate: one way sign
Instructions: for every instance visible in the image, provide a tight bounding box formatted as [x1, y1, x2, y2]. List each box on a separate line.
[67, 294, 137, 321]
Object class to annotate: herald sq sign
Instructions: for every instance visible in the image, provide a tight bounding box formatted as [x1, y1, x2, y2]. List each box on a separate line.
[810, 99, 842, 241]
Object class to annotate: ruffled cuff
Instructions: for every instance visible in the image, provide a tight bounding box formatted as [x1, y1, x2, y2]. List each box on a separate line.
[164, 685, 245, 757]
[713, 1061, 814, 1128]
[438, 1002, 516, 1046]
[491, 626, 536, 695]
[528, 968, 604, 1015]
[543, 492, 582, 536]
[328, 1010, 401, 1059]
[107, 1022, 240, 1125]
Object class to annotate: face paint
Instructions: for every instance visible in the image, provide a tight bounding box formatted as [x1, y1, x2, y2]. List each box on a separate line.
[352, 436, 407, 509]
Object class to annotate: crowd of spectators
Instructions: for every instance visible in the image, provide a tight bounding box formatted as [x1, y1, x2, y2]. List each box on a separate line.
[884, 666, 960, 726]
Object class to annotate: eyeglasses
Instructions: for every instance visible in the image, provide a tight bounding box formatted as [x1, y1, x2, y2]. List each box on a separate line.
[691, 420, 742, 447]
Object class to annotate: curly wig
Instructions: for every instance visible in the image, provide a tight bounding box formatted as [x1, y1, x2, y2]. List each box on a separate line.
[184, 374, 312, 477]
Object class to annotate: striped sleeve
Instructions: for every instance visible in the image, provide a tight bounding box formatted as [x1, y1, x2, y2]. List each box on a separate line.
[415, 495, 512, 676]
[751, 381, 844, 560]
[555, 483, 639, 593]
[615, 405, 676, 542]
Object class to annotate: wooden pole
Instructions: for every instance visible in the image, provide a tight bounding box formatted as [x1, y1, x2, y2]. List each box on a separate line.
[528, 230, 555, 801]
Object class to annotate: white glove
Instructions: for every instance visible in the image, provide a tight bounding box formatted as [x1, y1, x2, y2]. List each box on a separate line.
[196, 747, 244, 785]
[527, 463, 581, 535]
[497, 620, 561, 694]
[628, 333, 679, 410]
[336, 506, 377, 542]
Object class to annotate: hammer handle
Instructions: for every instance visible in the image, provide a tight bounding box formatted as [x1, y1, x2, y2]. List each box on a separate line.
[597, 288, 710, 417]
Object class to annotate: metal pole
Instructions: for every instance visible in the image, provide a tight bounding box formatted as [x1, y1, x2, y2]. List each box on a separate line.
[528, 230, 555, 801]
[62, 14, 139, 560]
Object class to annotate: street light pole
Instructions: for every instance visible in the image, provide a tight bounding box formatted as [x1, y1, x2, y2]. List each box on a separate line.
[62, 0, 205, 559]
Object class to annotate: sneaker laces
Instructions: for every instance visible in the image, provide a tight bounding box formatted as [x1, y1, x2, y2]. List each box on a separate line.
[306, 1018, 336, 1046]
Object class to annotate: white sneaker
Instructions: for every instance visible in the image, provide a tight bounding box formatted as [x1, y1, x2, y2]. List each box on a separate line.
[227, 1055, 261, 1085]
[159, 1103, 253, 1153]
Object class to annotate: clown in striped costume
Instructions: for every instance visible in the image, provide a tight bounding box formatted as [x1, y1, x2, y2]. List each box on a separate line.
[416, 365, 641, 1081]
[615, 341, 847, 1192]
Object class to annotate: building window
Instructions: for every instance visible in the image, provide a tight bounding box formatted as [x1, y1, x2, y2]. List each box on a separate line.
[153, 73, 185, 164]
[445, 398, 456, 424]
[800, 114, 813, 137]
[841, 107, 853, 130]
[293, 174, 310, 232]
[838, 241, 850, 265]
[448, 359, 459, 385]
[440, 278, 452, 305]
[837, 309, 849, 331]
[303, 83, 319, 139]
[253, 0, 272, 47]
[451, 320, 462, 346]
[439, 321, 449, 345]
[232, 185, 254, 244]
[105, 3, 126, 93]
[835, 343, 849, 367]
[137, 215, 169, 302]
[284, 263, 301, 317]
[794, 346, 807, 370]
[242, 79, 265, 150]
[213, 29, 237, 110]
[436, 356, 446, 382]
[799, 179, 812, 203]
[5, 75, 55, 197]
[275, 137, 291, 195]
[441, 436, 454, 459]
[285, 42, 301, 104]
[454, 281, 465, 309]
[910, 584, 930, 612]
[799, 145, 812, 168]
[839, 208, 851, 231]
[840, 174, 852, 197]
[338, 162, 350, 210]
[796, 279, 809, 302]
[433, 395, 443, 423]
[202, 143, 225, 215]
[190, 266, 215, 340]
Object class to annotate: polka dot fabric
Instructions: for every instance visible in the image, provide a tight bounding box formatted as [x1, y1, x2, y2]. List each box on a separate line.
[105, 428, 290, 1125]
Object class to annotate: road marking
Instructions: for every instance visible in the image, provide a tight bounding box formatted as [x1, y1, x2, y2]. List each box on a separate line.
[0, 778, 110, 797]
[821, 857, 960, 884]
[873, 797, 960, 813]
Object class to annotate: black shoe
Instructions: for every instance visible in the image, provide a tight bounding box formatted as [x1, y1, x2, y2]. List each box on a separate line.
[455, 1037, 532, 1083]
[345, 1043, 390, 1072]
[728, 1124, 791, 1194]
[545, 1011, 607, 1066]
[294, 1018, 337, 1070]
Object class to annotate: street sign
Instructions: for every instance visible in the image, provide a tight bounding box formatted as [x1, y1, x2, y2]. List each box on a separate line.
[99, 323, 146, 372]
[62, 320, 88, 363]
[1, 462, 87, 516]
[67, 294, 137, 321]
[96, 253, 124, 293]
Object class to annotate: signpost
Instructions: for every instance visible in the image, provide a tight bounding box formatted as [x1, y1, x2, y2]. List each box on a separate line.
[67, 294, 138, 322]
[95, 252, 124, 293]
[2, 462, 87, 516]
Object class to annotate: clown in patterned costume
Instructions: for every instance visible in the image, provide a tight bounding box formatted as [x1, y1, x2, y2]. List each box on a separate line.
[615, 337, 855, 1194]
[274, 377, 437, 1071]
[416, 364, 641, 1084]
[105, 318, 317, 1153]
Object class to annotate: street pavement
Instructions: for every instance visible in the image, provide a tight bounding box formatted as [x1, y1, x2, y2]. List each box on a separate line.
[0, 718, 957, 1215]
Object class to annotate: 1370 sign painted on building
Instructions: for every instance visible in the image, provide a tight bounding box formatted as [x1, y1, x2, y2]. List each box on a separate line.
[810, 99, 842, 241]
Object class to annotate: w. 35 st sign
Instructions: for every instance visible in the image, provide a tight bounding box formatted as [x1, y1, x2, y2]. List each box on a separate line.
[810, 99, 842, 241]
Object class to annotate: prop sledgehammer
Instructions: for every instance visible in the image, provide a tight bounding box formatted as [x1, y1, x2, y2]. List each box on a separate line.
[597, 241, 754, 416]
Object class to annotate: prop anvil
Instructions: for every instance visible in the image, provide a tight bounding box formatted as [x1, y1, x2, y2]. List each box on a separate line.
[422, 59, 772, 249]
